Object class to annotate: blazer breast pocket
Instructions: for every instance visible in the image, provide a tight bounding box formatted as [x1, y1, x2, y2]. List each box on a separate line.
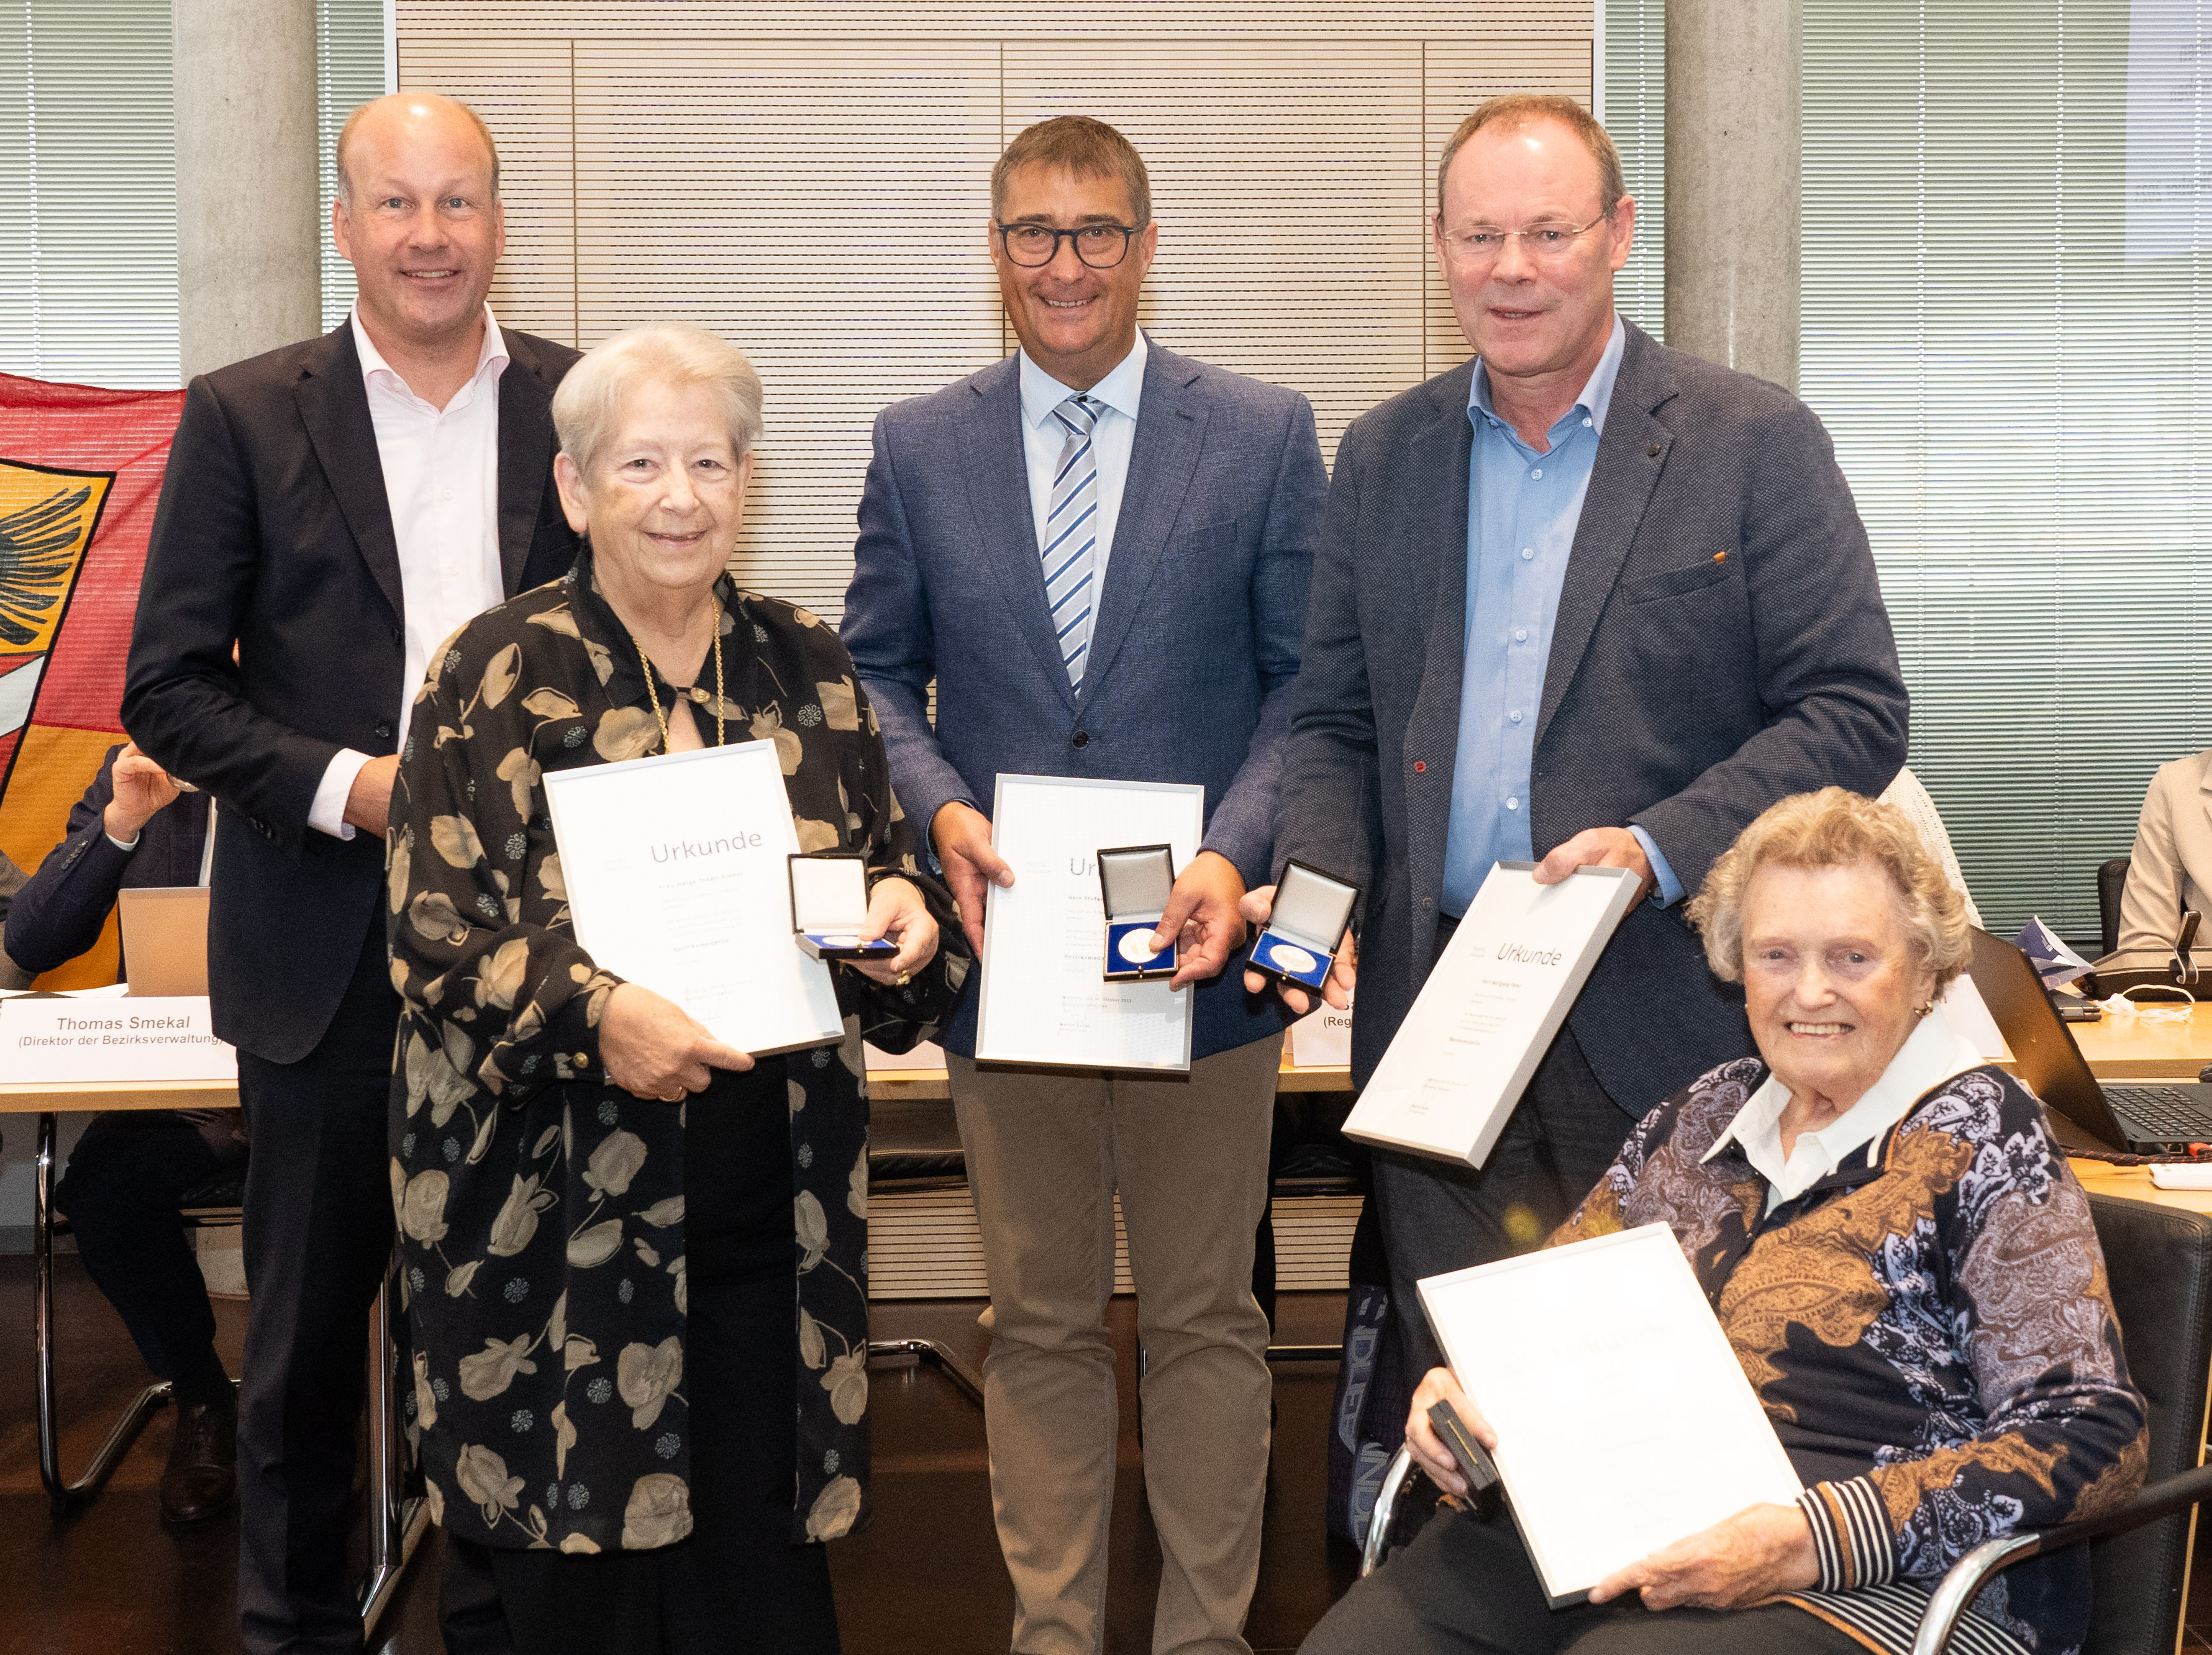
[1619, 557, 1737, 605]
[1157, 516, 1249, 601]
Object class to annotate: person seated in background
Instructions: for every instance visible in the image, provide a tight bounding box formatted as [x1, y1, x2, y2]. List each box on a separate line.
[6, 740, 246, 1525]
[2097, 748, 2212, 976]
[1301, 788, 2145, 1655]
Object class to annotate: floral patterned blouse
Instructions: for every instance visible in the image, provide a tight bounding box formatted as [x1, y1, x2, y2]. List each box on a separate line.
[386, 544, 968, 1555]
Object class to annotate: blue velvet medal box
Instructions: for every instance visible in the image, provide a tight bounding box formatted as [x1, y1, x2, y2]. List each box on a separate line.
[1249, 858, 1359, 992]
[788, 853, 896, 961]
[1098, 843, 1180, 982]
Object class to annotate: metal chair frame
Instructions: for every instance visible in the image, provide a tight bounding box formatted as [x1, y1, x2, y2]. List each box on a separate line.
[1360, 1448, 2212, 1655]
[32, 1107, 426, 1638]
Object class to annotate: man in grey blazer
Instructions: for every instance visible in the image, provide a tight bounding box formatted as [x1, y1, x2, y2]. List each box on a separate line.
[1261, 96, 1908, 1397]
[843, 116, 1325, 1655]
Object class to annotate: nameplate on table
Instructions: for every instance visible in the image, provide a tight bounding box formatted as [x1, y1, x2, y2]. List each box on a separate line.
[1344, 862, 1638, 1166]
[0, 995, 237, 1084]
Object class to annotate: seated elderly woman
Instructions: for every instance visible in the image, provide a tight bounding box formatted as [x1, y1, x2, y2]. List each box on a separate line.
[387, 323, 967, 1655]
[1303, 787, 2146, 1655]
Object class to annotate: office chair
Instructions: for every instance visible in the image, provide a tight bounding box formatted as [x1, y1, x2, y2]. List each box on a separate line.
[1358, 1192, 2212, 1655]
[2099, 858, 2130, 959]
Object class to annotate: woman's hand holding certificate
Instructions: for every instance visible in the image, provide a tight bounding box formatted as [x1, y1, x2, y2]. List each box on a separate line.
[1585, 1502, 1817, 1613]
[1406, 1361, 1817, 1613]
[599, 983, 755, 1102]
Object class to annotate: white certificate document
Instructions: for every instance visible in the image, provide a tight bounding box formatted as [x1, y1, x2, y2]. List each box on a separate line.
[973, 774, 1205, 1072]
[1418, 1224, 1803, 1607]
[541, 740, 844, 1056]
[1345, 862, 1639, 1167]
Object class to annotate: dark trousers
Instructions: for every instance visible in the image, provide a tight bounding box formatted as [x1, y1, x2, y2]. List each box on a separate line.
[441, 1058, 837, 1655]
[1300, 1505, 1864, 1654]
[1370, 917, 1637, 1395]
[53, 1110, 245, 1394]
[235, 918, 401, 1655]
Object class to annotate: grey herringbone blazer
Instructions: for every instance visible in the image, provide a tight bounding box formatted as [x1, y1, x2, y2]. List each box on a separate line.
[1275, 321, 1909, 1107]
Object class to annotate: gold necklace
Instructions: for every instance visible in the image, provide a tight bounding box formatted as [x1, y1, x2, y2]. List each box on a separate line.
[630, 599, 727, 751]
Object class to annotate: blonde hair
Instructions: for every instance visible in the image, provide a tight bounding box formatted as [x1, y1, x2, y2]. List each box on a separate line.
[1435, 93, 1626, 221]
[552, 325, 764, 481]
[1686, 787, 1972, 995]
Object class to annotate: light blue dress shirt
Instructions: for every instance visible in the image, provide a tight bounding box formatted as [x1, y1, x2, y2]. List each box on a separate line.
[1441, 315, 1680, 916]
[1016, 333, 1147, 594]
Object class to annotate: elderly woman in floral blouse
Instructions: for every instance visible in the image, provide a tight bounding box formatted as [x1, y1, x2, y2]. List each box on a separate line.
[1304, 788, 2145, 1655]
[387, 323, 967, 1655]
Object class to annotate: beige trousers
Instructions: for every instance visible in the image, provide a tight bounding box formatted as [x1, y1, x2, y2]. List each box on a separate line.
[949, 1033, 1282, 1655]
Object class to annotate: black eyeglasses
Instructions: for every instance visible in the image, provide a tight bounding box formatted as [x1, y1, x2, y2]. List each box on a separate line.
[995, 222, 1142, 269]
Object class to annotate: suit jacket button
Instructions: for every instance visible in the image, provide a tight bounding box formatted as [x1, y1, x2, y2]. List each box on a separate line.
[375, 720, 394, 741]
[1070, 732, 1090, 748]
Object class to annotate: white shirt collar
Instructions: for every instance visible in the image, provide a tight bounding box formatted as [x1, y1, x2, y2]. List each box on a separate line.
[1702, 1005, 1987, 1210]
[350, 303, 509, 409]
[1017, 330, 1149, 431]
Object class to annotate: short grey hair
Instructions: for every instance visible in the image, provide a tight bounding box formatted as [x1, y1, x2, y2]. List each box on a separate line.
[552, 325, 765, 481]
[1686, 787, 1973, 996]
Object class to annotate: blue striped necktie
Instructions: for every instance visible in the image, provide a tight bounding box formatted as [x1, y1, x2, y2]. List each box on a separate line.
[1044, 394, 1101, 691]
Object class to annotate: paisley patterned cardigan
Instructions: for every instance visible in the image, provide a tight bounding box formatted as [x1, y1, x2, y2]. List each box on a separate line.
[1556, 1059, 2147, 1655]
[386, 546, 968, 1555]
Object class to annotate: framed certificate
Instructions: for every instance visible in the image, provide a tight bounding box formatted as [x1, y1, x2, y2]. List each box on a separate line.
[1345, 863, 1639, 1167]
[973, 774, 1205, 1072]
[542, 740, 844, 1057]
[1418, 1225, 1802, 1607]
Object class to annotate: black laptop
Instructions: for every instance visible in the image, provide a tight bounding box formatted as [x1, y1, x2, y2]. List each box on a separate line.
[1969, 926, 2212, 1152]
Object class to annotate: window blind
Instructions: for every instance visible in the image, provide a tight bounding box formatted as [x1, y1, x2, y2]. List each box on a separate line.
[396, 2, 1598, 622]
[318, 0, 394, 332]
[1602, 0, 1664, 337]
[1803, 0, 2211, 938]
[0, 0, 179, 390]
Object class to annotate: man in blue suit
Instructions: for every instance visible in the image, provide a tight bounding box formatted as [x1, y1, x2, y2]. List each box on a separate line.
[1260, 96, 1908, 1405]
[843, 115, 1326, 1655]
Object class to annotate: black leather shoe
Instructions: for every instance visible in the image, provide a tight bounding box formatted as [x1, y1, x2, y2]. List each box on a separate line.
[159, 1399, 237, 1523]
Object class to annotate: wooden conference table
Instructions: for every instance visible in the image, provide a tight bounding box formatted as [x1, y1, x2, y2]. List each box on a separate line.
[863, 1002, 2212, 1100]
[5, 1004, 2209, 1630]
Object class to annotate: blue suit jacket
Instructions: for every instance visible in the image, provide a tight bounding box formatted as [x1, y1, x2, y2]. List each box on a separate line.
[842, 339, 1328, 1061]
[5, 743, 212, 976]
[1276, 323, 1911, 1110]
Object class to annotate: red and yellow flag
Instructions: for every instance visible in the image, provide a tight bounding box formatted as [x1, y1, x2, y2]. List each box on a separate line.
[0, 374, 186, 987]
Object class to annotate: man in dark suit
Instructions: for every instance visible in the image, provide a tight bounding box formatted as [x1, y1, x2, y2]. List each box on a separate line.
[123, 93, 578, 1654]
[1262, 95, 1909, 1397]
[842, 116, 1326, 1655]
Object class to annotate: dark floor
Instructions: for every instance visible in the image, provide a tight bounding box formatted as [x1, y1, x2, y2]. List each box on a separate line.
[14, 1252, 2212, 1654]
[0, 1254, 1361, 1654]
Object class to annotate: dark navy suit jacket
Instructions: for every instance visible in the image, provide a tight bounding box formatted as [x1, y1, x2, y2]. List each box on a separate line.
[842, 339, 1328, 1061]
[5, 743, 211, 976]
[1275, 322, 1910, 1109]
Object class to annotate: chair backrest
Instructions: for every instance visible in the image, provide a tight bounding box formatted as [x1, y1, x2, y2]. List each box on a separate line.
[2083, 1190, 2212, 1655]
[2099, 858, 2131, 959]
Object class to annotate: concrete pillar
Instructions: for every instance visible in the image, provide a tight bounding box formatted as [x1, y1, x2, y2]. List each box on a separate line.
[1664, 0, 1801, 391]
[174, 0, 320, 379]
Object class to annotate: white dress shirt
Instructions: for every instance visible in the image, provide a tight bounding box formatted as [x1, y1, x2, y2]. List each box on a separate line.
[1016, 332, 1147, 592]
[308, 306, 511, 840]
[1703, 1004, 1985, 1212]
